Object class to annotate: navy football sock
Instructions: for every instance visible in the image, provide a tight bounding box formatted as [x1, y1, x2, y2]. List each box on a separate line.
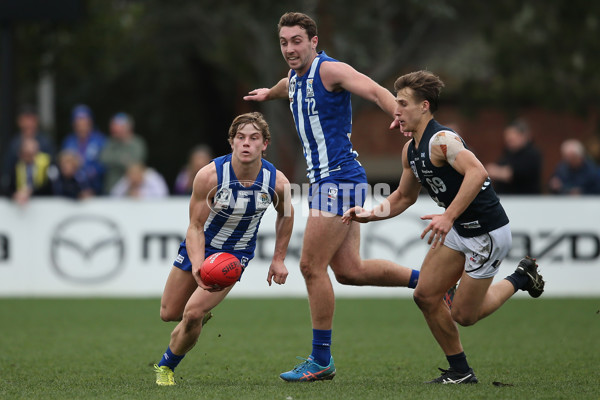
[446, 351, 470, 374]
[505, 272, 529, 293]
[158, 346, 185, 371]
[311, 329, 332, 366]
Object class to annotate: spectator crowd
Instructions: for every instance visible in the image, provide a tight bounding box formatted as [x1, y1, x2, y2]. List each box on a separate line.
[486, 119, 600, 195]
[1, 104, 599, 204]
[0, 104, 213, 204]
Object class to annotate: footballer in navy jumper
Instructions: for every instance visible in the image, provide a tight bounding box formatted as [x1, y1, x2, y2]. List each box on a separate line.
[344, 70, 545, 384]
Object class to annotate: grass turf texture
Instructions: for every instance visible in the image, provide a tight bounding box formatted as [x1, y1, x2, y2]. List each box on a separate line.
[1, 298, 598, 399]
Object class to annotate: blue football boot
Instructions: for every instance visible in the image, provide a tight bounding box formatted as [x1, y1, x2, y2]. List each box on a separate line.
[280, 356, 336, 382]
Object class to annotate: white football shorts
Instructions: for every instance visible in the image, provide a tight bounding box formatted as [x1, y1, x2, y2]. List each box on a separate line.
[444, 224, 512, 279]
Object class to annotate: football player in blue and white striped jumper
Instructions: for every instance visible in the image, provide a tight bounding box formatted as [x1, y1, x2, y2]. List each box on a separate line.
[153, 112, 294, 385]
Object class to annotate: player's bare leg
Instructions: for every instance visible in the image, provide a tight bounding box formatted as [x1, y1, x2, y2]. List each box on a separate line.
[156, 285, 231, 385]
[413, 245, 465, 356]
[415, 245, 480, 384]
[300, 211, 352, 330]
[453, 256, 544, 324]
[160, 267, 198, 322]
[281, 211, 422, 382]
[280, 211, 349, 382]
[329, 220, 414, 286]
[451, 273, 514, 325]
[416, 245, 517, 384]
[169, 285, 233, 355]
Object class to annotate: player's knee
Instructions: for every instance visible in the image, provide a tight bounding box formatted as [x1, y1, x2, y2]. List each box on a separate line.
[299, 258, 323, 281]
[331, 262, 362, 286]
[298, 260, 312, 280]
[333, 271, 352, 285]
[451, 309, 477, 327]
[181, 309, 206, 331]
[160, 305, 181, 322]
[332, 269, 359, 285]
[413, 289, 435, 311]
[160, 310, 174, 322]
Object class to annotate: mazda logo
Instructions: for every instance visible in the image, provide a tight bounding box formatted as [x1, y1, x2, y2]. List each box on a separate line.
[50, 215, 125, 284]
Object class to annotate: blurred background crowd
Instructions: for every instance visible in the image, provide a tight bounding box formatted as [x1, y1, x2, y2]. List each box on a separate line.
[1, 0, 599, 204]
[1, 102, 214, 202]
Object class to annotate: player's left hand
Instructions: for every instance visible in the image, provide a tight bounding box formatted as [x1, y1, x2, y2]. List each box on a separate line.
[267, 260, 288, 286]
[193, 265, 226, 292]
[197, 278, 226, 292]
[342, 206, 372, 224]
[420, 213, 453, 248]
[243, 88, 270, 102]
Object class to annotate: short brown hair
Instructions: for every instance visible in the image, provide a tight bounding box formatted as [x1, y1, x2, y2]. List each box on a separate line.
[394, 70, 445, 113]
[228, 112, 271, 144]
[278, 12, 318, 39]
[506, 119, 530, 138]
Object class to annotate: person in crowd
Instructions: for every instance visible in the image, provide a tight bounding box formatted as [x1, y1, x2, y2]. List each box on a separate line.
[486, 120, 542, 194]
[1, 104, 54, 194]
[47, 149, 94, 199]
[99, 112, 147, 194]
[6, 137, 52, 204]
[584, 135, 600, 165]
[172, 145, 213, 195]
[548, 139, 600, 195]
[61, 104, 107, 195]
[109, 162, 169, 198]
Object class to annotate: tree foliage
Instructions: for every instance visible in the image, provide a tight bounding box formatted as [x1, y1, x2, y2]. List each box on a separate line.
[458, 0, 600, 111]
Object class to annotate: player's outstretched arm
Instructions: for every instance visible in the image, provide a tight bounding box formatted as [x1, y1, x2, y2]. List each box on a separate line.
[186, 163, 220, 289]
[343, 142, 421, 224]
[244, 77, 289, 102]
[267, 170, 293, 286]
[320, 61, 398, 117]
[320, 61, 409, 135]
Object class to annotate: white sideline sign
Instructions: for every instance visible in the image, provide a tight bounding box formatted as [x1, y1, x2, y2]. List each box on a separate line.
[0, 196, 598, 297]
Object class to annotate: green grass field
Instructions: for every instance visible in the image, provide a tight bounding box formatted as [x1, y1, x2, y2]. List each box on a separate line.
[1, 297, 598, 399]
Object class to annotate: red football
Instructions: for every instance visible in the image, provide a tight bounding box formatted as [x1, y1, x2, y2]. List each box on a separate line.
[200, 252, 242, 288]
